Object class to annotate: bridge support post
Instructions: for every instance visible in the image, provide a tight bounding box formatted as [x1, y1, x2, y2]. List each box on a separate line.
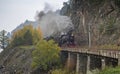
[87, 55, 90, 74]
[101, 58, 105, 70]
[67, 52, 71, 68]
[76, 53, 80, 74]
[118, 53, 120, 66]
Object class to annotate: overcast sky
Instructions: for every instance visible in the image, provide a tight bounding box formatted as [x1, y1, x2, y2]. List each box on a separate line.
[0, 0, 68, 32]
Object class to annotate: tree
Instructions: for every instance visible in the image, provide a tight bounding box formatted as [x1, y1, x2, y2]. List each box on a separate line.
[23, 30, 33, 45]
[0, 30, 8, 49]
[99, 17, 117, 35]
[32, 40, 61, 71]
[11, 25, 43, 46]
[32, 27, 43, 45]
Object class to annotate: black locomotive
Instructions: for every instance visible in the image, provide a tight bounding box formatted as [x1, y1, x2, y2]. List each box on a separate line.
[59, 30, 75, 47]
[45, 30, 75, 47]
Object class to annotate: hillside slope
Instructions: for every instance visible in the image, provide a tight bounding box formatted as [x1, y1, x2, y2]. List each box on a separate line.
[0, 46, 34, 74]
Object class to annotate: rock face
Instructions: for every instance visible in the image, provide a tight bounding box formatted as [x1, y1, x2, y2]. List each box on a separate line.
[61, 0, 120, 46]
[0, 46, 34, 74]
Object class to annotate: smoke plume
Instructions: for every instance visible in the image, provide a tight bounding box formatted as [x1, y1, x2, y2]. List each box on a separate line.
[36, 3, 73, 37]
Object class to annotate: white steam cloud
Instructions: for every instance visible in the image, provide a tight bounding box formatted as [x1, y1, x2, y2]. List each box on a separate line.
[35, 2, 73, 37]
[37, 11, 73, 37]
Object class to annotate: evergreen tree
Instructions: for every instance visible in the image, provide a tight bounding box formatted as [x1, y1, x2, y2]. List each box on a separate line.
[0, 30, 8, 49]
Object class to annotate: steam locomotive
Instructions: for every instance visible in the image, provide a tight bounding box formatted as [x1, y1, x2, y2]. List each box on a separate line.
[59, 30, 75, 47]
[45, 30, 75, 47]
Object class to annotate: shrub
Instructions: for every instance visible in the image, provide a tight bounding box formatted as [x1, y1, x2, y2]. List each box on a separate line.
[99, 67, 120, 74]
[31, 40, 61, 71]
[51, 69, 75, 74]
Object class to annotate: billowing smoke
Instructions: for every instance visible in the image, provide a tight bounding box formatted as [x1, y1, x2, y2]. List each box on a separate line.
[36, 3, 73, 37]
[43, 3, 53, 13]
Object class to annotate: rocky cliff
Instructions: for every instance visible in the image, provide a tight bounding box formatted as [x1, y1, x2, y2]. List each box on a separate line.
[61, 0, 120, 46]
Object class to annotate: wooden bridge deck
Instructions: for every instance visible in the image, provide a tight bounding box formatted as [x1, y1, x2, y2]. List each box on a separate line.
[61, 48, 120, 59]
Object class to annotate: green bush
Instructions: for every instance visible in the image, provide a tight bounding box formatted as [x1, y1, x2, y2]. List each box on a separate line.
[51, 69, 75, 74]
[31, 40, 61, 71]
[99, 67, 120, 74]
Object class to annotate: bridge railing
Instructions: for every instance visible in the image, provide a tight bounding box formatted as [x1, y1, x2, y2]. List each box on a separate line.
[61, 48, 120, 59]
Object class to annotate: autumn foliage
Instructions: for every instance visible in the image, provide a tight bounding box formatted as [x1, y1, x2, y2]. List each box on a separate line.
[11, 25, 42, 46]
[11, 25, 61, 72]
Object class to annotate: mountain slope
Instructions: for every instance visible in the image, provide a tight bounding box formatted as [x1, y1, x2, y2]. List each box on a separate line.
[11, 20, 38, 35]
[0, 46, 34, 74]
